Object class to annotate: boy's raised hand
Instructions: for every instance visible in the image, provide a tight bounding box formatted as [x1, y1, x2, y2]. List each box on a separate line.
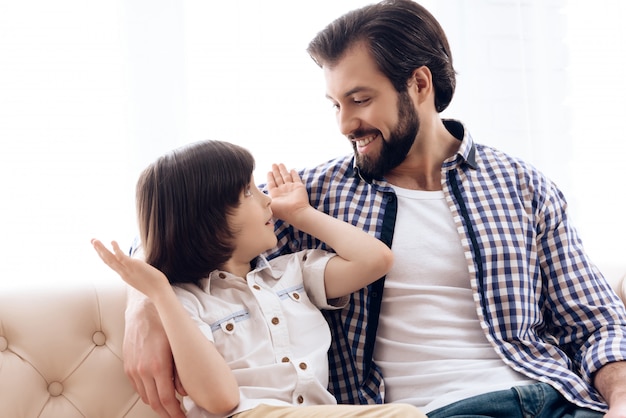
[91, 239, 170, 299]
[266, 163, 310, 221]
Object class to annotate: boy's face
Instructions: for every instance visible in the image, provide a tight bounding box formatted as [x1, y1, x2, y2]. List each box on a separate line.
[228, 176, 277, 262]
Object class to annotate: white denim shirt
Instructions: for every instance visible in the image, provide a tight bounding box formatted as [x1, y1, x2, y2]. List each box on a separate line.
[173, 250, 347, 418]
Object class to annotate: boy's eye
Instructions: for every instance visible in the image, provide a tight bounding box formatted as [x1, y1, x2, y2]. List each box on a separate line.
[354, 97, 369, 105]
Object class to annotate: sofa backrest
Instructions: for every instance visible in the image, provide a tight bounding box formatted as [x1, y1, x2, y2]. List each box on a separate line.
[0, 279, 159, 418]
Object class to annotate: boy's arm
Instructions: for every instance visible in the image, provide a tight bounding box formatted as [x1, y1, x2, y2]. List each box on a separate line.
[268, 164, 393, 299]
[93, 239, 240, 416]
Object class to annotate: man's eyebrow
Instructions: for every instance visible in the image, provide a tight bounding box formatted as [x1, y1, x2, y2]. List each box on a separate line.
[325, 86, 374, 100]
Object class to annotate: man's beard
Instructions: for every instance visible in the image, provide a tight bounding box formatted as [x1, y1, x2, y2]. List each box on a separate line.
[353, 90, 420, 180]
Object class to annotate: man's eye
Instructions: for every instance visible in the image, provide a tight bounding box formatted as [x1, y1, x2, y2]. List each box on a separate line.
[354, 98, 369, 105]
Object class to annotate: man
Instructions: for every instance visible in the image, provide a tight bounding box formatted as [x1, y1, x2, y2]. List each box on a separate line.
[123, 1, 626, 417]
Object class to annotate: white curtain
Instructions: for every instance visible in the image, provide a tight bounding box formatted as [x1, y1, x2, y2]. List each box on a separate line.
[1, 0, 624, 282]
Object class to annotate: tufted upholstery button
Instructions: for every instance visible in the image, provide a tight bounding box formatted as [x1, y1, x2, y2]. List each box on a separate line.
[0, 281, 163, 418]
[48, 381, 64, 397]
[92, 331, 106, 346]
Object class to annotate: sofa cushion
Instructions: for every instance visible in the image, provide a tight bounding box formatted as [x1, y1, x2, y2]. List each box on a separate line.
[0, 279, 159, 418]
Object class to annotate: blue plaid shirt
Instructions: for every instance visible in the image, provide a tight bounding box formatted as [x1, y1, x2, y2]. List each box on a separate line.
[265, 119, 626, 412]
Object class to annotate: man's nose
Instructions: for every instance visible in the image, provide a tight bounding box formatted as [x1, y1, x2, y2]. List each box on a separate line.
[337, 108, 360, 137]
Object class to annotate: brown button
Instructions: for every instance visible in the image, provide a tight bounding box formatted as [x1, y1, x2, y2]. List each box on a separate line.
[271, 317, 280, 325]
[281, 357, 290, 363]
[253, 284, 261, 290]
[292, 292, 300, 300]
[297, 395, 304, 404]
[299, 362, 307, 370]
[225, 323, 234, 331]
[219, 272, 226, 279]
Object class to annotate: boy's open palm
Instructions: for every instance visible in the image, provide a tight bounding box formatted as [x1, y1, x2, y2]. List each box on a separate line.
[91, 239, 169, 299]
[267, 163, 310, 221]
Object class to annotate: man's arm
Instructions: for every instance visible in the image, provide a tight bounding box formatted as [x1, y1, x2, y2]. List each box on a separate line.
[124, 287, 186, 418]
[594, 361, 626, 417]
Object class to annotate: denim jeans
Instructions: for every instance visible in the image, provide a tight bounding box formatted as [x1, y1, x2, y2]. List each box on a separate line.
[426, 382, 604, 418]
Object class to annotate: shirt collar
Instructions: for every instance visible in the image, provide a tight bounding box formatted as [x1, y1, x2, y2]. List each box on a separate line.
[442, 119, 478, 170]
[200, 255, 278, 291]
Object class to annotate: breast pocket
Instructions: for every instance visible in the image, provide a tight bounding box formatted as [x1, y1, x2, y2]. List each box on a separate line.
[210, 309, 250, 335]
[209, 308, 273, 368]
[276, 284, 306, 304]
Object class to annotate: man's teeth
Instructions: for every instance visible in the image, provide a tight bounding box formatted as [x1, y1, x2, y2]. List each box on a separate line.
[356, 136, 376, 147]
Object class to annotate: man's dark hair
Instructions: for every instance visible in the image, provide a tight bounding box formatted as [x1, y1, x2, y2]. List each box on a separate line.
[307, 0, 456, 112]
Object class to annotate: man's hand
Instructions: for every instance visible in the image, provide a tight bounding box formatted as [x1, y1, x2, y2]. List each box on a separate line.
[123, 287, 187, 418]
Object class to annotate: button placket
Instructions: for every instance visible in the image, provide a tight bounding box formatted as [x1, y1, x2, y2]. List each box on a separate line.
[250, 277, 291, 362]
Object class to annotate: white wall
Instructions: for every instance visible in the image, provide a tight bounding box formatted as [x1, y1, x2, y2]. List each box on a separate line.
[0, 0, 624, 282]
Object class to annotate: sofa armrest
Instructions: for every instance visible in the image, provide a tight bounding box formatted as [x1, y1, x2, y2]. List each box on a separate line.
[0, 279, 159, 418]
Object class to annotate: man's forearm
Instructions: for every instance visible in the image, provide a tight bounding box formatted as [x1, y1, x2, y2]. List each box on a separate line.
[594, 361, 626, 407]
[125, 285, 154, 320]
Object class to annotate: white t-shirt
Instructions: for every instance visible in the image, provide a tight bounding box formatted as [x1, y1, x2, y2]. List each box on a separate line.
[374, 188, 535, 413]
[174, 250, 346, 418]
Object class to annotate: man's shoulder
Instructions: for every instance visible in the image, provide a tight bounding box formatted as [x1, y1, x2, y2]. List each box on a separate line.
[300, 154, 355, 184]
[474, 142, 543, 176]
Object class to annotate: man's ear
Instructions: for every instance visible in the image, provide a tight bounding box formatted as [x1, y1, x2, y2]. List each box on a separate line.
[407, 66, 433, 108]
[408, 66, 432, 93]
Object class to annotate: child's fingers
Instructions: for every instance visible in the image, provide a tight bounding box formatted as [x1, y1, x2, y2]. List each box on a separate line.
[91, 239, 111, 261]
[266, 169, 276, 188]
[269, 163, 300, 185]
[271, 163, 284, 185]
[290, 169, 302, 184]
[111, 241, 125, 258]
[278, 164, 293, 183]
[91, 238, 126, 274]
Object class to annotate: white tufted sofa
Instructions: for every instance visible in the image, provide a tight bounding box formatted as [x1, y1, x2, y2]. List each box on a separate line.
[0, 264, 624, 418]
[0, 278, 159, 418]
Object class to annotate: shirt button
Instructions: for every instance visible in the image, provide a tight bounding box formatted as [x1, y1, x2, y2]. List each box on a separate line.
[302, 254, 308, 261]
[225, 323, 234, 331]
[299, 362, 307, 370]
[271, 317, 280, 325]
[297, 395, 304, 404]
[253, 284, 261, 290]
[281, 357, 290, 363]
[219, 272, 226, 279]
[292, 292, 300, 300]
